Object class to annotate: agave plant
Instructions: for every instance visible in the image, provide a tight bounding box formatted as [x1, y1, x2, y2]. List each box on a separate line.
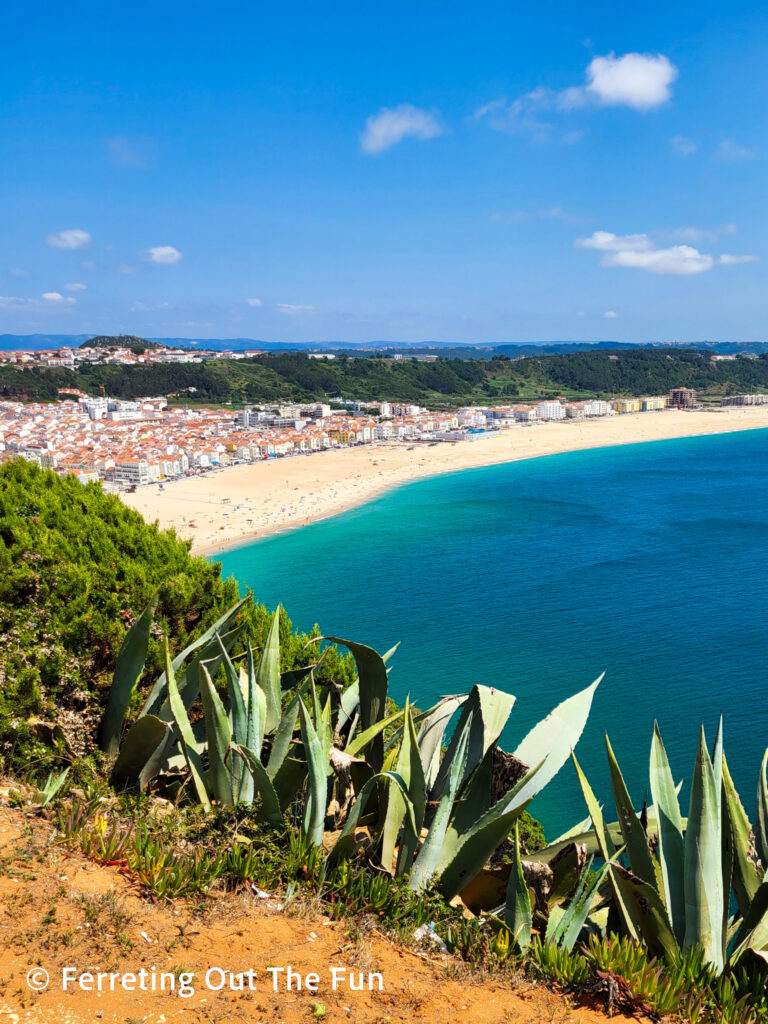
[101, 596, 600, 901]
[543, 721, 768, 974]
[320, 642, 601, 900]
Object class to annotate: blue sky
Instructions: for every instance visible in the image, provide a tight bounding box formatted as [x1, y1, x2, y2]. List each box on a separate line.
[2, 0, 767, 343]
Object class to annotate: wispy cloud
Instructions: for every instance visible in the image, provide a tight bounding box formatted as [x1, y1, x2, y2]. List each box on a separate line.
[107, 136, 156, 167]
[276, 303, 315, 315]
[65, 282, 87, 291]
[130, 301, 171, 312]
[117, 264, 135, 274]
[475, 52, 677, 141]
[42, 291, 76, 304]
[145, 245, 182, 265]
[491, 206, 583, 225]
[9, 267, 28, 277]
[718, 253, 758, 265]
[604, 310, 619, 319]
[245, 297, 262, 307]
[46, 229, 91, 249]
[716, 139, 757, 161]
[670, 134, 698, 155]
[576, 231, 653, 253]
[666, 224, 737, 243]
[361, 104, 443, 154]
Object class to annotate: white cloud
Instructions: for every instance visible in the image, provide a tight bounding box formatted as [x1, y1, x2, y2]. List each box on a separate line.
[574, 228, 753, 276]
[245, 297, 262, 307]
[9, 267, 28, 277]
[716, 139, 756, 161]
[117, 264, 135, 274]
[361, 104, 443, 154]
[46, 229, 91, 250]
[0, 296, 28, 309]
[604, 310, 619, 318]
[671, 134, 698, 155]
[42, 291, 76, 304]
[146, 245, 182, 264]
[718, 253, 758, 265]
[583, 53, 677, 109]
[65, 282, 87, 291]
[603, 245, 714, 275]
[81, 260, 97, 270]
[475, 52, 677, 140]
[276, 303, 315, 315]
[576, 230, 653, 252]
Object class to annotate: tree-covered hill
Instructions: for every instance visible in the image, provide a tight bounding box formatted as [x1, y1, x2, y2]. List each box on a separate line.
[2, 348, 768, 407]
[0, 461, 351, 772]
[79, 334, 167, 350]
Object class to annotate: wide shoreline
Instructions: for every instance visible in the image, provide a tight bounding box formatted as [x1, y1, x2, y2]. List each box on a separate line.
[120, 407, 768, 557]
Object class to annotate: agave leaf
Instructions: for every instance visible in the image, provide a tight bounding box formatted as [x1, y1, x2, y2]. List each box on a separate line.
[229, 744, 283, 827]
[431, 760, 546, 900]
[606, 734, 657, 888]
[431, 685, 516, 802]
[216, 633, 247, 739]
[552, 859, 609, 952]
[245, 641, 267, 760]
[611, 862, 680, 962]
[649, 721, 686, 944]
[323, 637, 391, 771]
[416, 694, 467, 792]
[110, 714, 170, 790]
[684, 724, 725, 973]
[336, 681, 360, 740]
[724, 755, 761, 915]
[730, 880, 768, 962]
[254, 606, 283, 734]
[155, 622, 245, 721]
[505, 823, 532, 950]
[298, 698, 329, 846]
[140, 597, 247, 717]
[756, 750, 768, 871]
[410, 725, 470, 890]
[511, 675, 602, 808]
[100, 592, 159, 755]
[327, 771, 415, 867]
[272, 753, 309, 812]
[267, 675, 311, 780]
[345, 708, 405, 758]
[165, 643, 211, 809]
[394, 703, 428, 878]
[381, 700, 426, 875]
[199, 664, 235, 807]
[448, 746, 496, 839]
[572, 751, 639, 942]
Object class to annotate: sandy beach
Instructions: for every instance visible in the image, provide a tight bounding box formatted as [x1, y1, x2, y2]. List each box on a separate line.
[121, 407, 768, 556]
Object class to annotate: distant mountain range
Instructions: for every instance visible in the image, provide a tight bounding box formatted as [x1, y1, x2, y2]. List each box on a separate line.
[2, 333, 768, 358]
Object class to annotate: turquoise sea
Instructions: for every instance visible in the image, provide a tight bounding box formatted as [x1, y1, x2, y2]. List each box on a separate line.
[217, 428, 768, 835]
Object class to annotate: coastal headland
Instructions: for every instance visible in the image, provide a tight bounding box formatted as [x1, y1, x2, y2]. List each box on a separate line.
[121, 406, 768, 556]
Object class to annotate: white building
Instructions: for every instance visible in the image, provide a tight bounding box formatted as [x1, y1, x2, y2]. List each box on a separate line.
[535, 400, 566, 421]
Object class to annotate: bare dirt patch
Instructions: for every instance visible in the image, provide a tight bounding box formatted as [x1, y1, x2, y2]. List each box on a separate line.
[0, 806, 618, 1024]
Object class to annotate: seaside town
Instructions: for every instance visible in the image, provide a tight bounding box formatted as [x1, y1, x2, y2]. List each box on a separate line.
[2, 383, 764, 490]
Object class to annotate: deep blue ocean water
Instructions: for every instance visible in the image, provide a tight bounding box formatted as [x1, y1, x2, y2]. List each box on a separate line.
[217, 429, 768, 835]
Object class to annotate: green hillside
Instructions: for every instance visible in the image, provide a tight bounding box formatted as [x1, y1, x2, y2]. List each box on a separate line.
[0, 460, 352, 773]
[1, 347, 767, 407]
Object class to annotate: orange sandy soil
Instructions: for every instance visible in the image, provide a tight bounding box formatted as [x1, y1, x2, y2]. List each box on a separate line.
[0, 805, 623, 1024]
